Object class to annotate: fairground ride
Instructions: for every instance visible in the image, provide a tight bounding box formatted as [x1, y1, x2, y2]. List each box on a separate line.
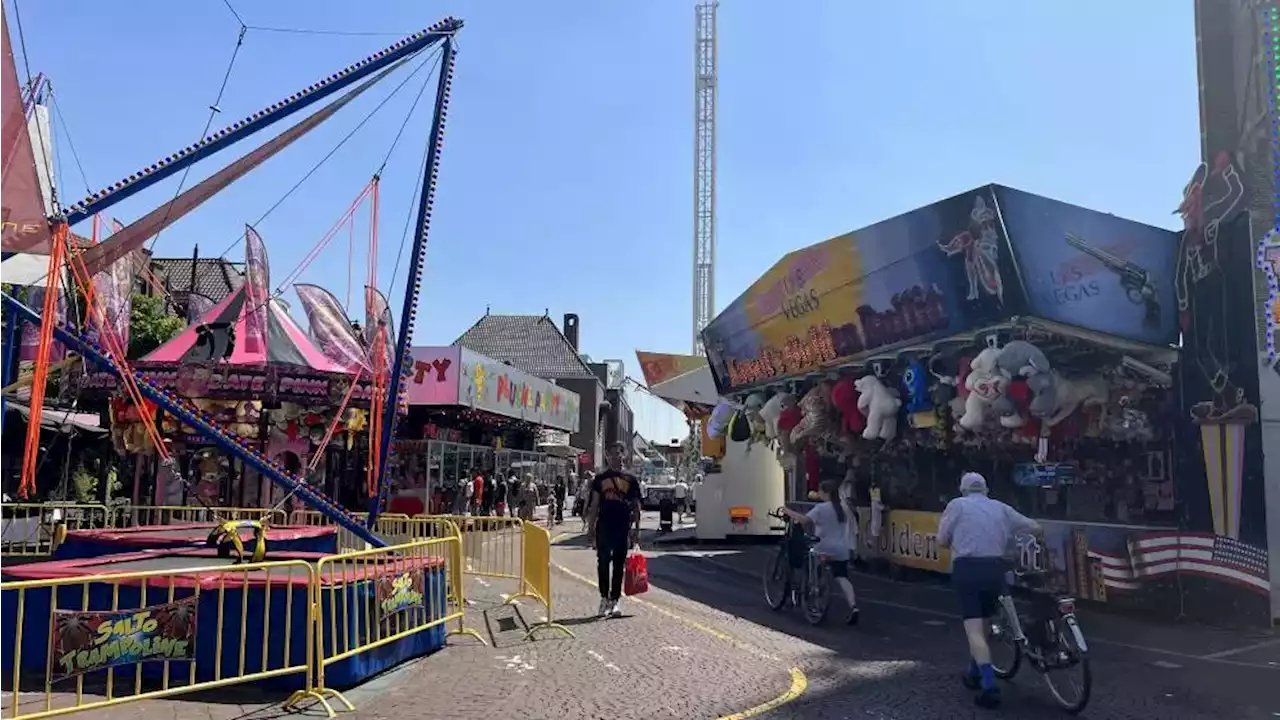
[1, 10, 465, 547]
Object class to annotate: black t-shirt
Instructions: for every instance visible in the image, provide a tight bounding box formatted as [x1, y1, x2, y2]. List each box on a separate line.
[592, 470, 640, 533]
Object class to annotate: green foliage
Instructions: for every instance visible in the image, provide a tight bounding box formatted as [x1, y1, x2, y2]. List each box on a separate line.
[129, 294, 185, 358]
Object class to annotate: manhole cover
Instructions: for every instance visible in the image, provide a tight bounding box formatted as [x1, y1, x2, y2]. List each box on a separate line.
[495, 616, 521, 633]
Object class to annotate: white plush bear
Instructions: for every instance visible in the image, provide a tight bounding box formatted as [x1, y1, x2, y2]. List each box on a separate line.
[854, 375, 902, 441]
[759, 393, 786, 439]
[959, 346, 1008, 431]
[743, 392, 767, 442]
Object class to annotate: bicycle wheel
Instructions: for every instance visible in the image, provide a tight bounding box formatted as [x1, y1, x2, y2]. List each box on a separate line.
[763, 547, 791, 611]
[988, 599, 1022, 679]
[803, 564, 832, 625]
[1042, 621, 1091, 714]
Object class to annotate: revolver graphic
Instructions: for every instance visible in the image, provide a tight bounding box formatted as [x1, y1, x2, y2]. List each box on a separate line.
[1065, 233, 1160, 328]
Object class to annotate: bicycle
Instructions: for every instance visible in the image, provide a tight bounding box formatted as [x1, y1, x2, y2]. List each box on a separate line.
[762, 508, 833, 625]
[987, 565, 1092, 714]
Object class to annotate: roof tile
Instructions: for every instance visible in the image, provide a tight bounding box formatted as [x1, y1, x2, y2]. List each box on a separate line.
[453, 314, 597, 379]
[149, 257, 246, 304]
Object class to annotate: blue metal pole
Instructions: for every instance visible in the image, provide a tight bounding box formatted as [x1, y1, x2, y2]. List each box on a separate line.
[369, 38, 457, 528]
[1, 291, 388, 547]
[63, 19, 462, 227]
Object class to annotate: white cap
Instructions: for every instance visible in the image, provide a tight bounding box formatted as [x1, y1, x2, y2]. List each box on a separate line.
[960, 472, 988, 495]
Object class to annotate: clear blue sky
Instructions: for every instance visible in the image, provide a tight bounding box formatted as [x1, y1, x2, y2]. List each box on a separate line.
[13, 0, 1199, 444]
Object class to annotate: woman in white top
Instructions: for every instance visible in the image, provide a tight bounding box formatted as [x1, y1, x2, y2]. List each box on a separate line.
[782, 479, 860, 624]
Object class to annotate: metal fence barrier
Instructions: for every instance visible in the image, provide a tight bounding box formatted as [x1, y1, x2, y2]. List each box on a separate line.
[310, 536, 484, 707]
[0, 559, 316, 720]
[108, 506, 287, 529]
[0, 505, 110, 558]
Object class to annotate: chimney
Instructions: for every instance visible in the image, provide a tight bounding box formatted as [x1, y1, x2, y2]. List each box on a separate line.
[563, 313, 580, 351]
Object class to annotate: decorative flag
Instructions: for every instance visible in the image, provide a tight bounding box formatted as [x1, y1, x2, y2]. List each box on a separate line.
[1088, 532, 1269, 595]
[242, 225, 270, 355]
[296, 283, 367, 373]
[19, 283, 66, 362]
[1, 7, 51, 254]
[185, 292, 213, 323]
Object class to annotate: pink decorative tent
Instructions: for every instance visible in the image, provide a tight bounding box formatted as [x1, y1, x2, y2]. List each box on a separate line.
[143, 285, 354, 374]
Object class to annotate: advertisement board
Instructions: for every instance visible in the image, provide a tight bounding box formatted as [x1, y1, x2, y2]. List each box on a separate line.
[702, 186, 1023, 394]
[404, 346, 460, 406]
[993, 185, 1180, 346]
[50, 598, 197, 681]
[636, 351, 707, 387]
[457, 348, 581, 432]
[856, 508, 952, 573]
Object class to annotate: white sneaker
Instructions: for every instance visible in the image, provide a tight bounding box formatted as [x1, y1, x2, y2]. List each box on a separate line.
[597, 598, 610, 617]
[608, 599, 623, 618]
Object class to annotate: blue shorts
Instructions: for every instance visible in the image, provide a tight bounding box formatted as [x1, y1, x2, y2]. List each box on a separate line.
[951, 557, 1009, 620]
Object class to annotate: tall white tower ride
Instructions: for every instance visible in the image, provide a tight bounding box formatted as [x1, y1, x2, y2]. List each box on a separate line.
[692, 0, 718, 355]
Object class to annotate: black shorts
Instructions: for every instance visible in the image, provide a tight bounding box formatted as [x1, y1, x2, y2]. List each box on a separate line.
[826, 559, 849, 578]
[951, 557, 1009, 620]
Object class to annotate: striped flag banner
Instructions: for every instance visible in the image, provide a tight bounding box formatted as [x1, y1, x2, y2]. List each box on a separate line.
[1085, 533, 1268, 595]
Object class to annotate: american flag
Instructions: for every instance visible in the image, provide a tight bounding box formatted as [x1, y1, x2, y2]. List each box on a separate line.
[1089, 533, 1269, 595]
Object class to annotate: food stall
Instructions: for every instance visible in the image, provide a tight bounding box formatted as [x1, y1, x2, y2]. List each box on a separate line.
[700, 183, 1271, 625]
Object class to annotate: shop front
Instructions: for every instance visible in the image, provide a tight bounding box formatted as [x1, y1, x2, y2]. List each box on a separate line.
[702, 183, 1272, 626]
[390, 346, 581, 515]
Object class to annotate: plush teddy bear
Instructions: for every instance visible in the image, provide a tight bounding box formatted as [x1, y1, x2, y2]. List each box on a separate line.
[830, 376, 865, 435]
[854, 374, 902, 441]
[959, 346, 1008, 431]
[743, 392, 768, 442]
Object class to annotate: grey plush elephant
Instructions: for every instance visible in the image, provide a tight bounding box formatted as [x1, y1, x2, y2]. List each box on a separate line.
[994, 340, 1051, 378]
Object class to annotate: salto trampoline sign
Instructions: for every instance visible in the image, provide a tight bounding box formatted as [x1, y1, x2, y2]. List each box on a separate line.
[376, 569, 426, 622]
[49, 598, 198, 681]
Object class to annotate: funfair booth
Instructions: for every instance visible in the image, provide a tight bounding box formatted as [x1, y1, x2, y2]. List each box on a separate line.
[700, 184, 1272, 625]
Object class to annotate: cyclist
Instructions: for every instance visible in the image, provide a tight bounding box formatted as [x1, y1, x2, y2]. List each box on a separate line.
[938, 471, 1041, 709]
[780, 479, 859, 625]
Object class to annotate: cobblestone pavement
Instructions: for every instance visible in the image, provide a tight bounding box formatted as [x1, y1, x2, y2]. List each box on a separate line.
[25, 510, 1278, 720]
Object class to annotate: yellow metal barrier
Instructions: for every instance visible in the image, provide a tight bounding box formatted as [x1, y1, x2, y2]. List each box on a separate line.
[1, 504, 109, 557]
[310, 537, 484, 710]
[287, 510, 412, 553]
[515, 522, 574, 641]
[424, 515, 525, 583]
[108, 505, 286, 529]
[0, 559, 318, 720]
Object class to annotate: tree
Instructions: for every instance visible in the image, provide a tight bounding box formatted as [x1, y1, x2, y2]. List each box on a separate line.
[129, 294, 185, 358]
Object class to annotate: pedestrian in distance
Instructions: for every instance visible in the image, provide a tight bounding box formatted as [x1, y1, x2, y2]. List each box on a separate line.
[938, 471, 1042, 710]
[554, 475, 567, 525]
[584, 442, 641, 618]
[673, 476, 690, 525]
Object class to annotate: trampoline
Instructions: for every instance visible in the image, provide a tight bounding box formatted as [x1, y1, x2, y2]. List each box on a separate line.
[2, 548, 449, 690]
[53, 523, 339, 560]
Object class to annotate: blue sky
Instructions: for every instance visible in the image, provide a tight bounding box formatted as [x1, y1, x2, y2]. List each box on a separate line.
[13, 0, 1199, 443]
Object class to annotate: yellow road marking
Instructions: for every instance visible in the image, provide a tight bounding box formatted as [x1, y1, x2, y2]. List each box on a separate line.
[548, 555, 807, 717]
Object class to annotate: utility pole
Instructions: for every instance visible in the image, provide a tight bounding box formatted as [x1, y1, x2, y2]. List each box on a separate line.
[692, 0, 718, 355]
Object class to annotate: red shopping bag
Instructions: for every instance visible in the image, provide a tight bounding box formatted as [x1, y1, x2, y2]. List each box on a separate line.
[624, 552, 649, 595]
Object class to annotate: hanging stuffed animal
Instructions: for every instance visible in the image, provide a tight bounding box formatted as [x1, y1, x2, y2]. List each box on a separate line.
[759, 393, 787, 440]
[728, 410, 752, 442]
[854, 374, 902, 441]
[743, 392, 768, 443]
[1041, 372, 1111, 427]
[959, 346, 1007, 431]
[777, 392, 803, 455]
[707, 401, 735, 439]
[992, 377, 1030, 428]
[790, 382, 834, 446]
[929, 353, 961, 407]
[901, 360, 932, 413]
[994, 340, 1051, 378]
[830, 376, 865, 435]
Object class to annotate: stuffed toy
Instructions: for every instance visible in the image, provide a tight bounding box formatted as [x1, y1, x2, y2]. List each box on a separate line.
[929, 353, 961, 407]
[707, 401, 735, 439]
[759, 393, 790, 440]
[777, 403, 803, 454]
[959, 347, 1007, 431]
[901, 359, 932, 413]
[743, 392, 768, 441]
[994, 340, 1051, 378]
[830, 377, 866, 434]
[1042, 373, 1111, 427]
[854, 374, 902, 441]
[790, 382, 834, 446]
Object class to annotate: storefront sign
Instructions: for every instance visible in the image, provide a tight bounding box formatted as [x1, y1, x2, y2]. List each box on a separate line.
[703, 187, 1018, 393]
[994, 185, 1180, 346]
[405, 347, 460, 405]
[377, 569, 426, 621]
[82, 365, 376, 406]
[457, 348, 581, 432]
[50, 598, 197, 681]
[856, 509, 952, 573]
[636, 351, 707, 387]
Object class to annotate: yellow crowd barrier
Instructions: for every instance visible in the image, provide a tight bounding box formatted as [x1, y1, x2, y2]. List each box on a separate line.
[310, 535, 485, 706]
[1, 504, 109, 557]
[287, 510, 414, 553]
[107, 505, 286, 529]
[1, 559, 317, 720]
[0, 535, 486, 720]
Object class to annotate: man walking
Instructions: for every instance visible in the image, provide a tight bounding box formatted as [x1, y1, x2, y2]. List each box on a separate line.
[584, 442, 641, 618]
[938, 472, 1041, 709]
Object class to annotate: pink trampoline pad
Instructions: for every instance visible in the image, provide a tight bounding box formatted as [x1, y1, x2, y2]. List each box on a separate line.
[63, 523, 336, 548]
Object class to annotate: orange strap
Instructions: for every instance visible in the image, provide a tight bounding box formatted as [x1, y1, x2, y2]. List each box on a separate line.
[18, 228, 66, 499]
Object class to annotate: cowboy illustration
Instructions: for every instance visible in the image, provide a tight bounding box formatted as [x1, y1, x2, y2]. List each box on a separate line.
[1174, 150, 1244, 321]
[938, 196, 1005, 304]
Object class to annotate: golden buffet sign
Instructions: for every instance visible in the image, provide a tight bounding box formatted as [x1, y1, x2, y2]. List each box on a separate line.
[857, 509, 953, 573]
